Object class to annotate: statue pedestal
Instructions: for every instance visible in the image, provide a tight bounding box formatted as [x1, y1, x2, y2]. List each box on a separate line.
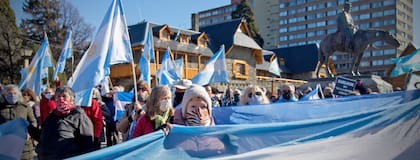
[301, 75, 393, 93]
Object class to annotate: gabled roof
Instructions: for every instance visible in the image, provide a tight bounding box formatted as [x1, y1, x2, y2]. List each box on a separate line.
[128, 21, 213, 56]
[270, 44, 319, 74]
[199, 18, 261, 53]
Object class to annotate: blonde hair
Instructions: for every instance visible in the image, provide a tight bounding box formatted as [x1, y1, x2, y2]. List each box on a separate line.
[239, 85, 270, 105]
[144, 86, 173, 118]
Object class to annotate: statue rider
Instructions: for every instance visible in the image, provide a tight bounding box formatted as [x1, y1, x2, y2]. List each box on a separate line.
[336, 0, 357, 51]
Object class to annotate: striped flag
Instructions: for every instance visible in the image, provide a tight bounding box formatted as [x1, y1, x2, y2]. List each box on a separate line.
[0, 118, 29, 160]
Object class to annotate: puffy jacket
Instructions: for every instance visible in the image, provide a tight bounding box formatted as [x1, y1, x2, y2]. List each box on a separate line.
[37, 107, 95, 159]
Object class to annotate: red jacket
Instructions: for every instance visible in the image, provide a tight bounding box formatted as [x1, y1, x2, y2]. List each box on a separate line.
[82, 99, 103, 138]
[132, 115, 155, 138]
[39, 95, 56, 126]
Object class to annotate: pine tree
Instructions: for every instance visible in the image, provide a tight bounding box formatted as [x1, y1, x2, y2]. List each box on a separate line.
[0, 0, 23, 83]
[232, 0, 264, 47]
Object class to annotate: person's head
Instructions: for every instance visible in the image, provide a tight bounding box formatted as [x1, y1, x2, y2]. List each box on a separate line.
[233, 89, 241, 102]
[43, 87, 55, 100]
[280, 83, 296, 100]
[240, 85, 270, 105]
[54, 86, 76, 114]
[180, 85, 213, 126]
[136, 80, 150, 104]
[2, 84, 23, 105]
[323, 86, 334, 98]
[92, 88, 102, 103]
[22, 88, 38, 103]
[173, 79, 192, 106]
[204, 85, 213, 96]
[144, 86, 172, 117]
[344, 1, 352, 12]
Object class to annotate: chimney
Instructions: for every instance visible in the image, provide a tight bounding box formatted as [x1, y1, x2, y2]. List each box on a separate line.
[191, 13, 199, 31]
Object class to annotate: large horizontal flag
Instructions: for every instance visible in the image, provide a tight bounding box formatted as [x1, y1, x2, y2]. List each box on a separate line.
[69, 90, 420, 160]
[157, 47, 181, 85]
[52, 30, 73, 81]
[191, 45, 229, 85]
[114, 91, 133, 121]
[138, 29, 155, 86]
[19, 33, 54, 96]
[391, 49, 420, 77]
[0, 118, 29, 160]
[68, 0, 133, 106]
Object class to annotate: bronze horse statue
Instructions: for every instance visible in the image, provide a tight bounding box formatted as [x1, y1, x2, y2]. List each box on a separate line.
[316, 29, 400, 78]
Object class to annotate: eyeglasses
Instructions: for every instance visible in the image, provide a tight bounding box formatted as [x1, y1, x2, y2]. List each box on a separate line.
[138, 87, 147, 91]
[248, 92, 262, 98]
[282, 90, 291, 93]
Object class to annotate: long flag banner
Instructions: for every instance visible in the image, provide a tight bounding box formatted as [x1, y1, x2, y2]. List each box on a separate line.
[191, 45, 229, 85]
[19, 33, 54, 96]
[52, 30, 73, 81]
[68, 0, 133, 106]
[69, 90, 420, 160]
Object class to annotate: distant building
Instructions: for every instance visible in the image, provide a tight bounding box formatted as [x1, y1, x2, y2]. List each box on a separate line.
[196, 0, 414, 78]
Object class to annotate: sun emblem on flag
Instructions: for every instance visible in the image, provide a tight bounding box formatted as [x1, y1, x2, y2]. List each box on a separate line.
[28, 66, 36, 74]
[86, 45, 97, 57]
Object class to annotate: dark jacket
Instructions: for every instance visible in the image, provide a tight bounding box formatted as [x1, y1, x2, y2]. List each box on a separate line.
[37, 107, 95, 159]
[0, 101, 38, 160]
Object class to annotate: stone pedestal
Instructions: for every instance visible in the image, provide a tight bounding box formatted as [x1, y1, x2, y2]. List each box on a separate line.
[300, 75, 393, 93]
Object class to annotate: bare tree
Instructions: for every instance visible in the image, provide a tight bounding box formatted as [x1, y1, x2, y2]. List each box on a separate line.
[0, 0, 23, 84]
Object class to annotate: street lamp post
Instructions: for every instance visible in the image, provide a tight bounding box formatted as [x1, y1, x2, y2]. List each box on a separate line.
[21, 48, 33, 68]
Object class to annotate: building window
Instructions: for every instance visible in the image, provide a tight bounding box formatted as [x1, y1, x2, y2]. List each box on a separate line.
[232, 60, 248, 79]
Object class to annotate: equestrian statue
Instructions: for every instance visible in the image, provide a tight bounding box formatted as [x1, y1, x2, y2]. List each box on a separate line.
[316, 0, 400, 78]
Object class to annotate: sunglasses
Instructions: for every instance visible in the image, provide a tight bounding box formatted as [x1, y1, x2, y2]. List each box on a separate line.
[248, 92, 262, 98]
[138, 87, 147, 91]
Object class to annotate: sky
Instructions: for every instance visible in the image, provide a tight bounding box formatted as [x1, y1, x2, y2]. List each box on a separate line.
[10, 0, 420, 47]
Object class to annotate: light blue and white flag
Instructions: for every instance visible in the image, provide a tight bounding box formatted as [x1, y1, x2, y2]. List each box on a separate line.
[0, 118, 29, 160]
[391, 49, 420, 77]
[19, 33, 54, 96]
[52, 30, 73, 81]
[114, 91, 133, 121]
[68, 0, 133, 106]
[157, 47, 181, 85]
[301, 84, 324, 101]
[138, 30, 155, 86]
[269, 57, 281, 77]
[174, 57, 184, 78]
[191, 45, 229, 85]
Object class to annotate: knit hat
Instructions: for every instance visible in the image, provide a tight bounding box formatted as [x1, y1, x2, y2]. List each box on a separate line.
[180, 84, 212, 117]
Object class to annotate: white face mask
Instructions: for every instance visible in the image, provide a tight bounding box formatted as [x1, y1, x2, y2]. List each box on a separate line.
[249, 95, 263, 105]
[159, 99, 172, 111]
[44, 93, 53, 100]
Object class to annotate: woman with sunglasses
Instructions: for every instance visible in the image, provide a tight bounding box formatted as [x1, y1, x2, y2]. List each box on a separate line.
[239, 85, 270, 105]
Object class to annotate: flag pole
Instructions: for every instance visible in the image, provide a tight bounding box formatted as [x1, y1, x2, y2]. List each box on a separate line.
[131, 60, 138, 103]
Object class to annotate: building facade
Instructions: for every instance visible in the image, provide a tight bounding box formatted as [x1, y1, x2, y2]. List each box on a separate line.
[197, 0, 414, 78]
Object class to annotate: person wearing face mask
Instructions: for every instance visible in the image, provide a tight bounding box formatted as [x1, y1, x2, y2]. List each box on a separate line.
[0, 84, 38, 160]
[173, 84, 214, 126]
[36, 86, 95, 159]
[239, 85, 271, 105]
[276, 83, 299, 103]
[117, 83, 149, 141]
[167, 85, 236, 158]
[39, 87, 56, 126]
[132, 86, 174, 138]
[173, 79, 192, 109]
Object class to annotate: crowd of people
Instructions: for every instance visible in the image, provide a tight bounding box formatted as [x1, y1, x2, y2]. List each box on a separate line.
[0, 78, 376, 159]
